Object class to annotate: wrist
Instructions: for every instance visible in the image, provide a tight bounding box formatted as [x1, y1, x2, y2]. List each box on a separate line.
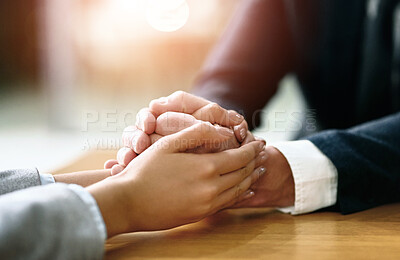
[263, 146, 295, 207]
[87, 176, 134, 237]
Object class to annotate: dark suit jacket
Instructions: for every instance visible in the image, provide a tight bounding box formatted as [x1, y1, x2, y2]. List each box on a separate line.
[193, 0, 400, 214]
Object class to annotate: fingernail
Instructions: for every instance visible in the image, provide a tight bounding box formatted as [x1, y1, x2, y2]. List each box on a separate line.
[259, 141, 266, 151]
[229, 111, 243, 124]
[258, 167, 266, 176]
[258, 151, 268, 163]
[243, 190, 255, 200]
[240, 127, 246, 140]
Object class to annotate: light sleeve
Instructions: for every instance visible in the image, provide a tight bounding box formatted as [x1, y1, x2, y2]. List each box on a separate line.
[272, 140, 338, 215]
[39, 173, 55, 185]
[0, 183, 106, 259]
[0, 168, 41, 195]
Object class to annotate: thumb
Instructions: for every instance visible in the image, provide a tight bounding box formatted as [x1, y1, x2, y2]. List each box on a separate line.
[161, 122, 234, 153]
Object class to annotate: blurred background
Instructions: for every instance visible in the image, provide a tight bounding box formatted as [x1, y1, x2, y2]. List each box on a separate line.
[0, 0, 303, 172]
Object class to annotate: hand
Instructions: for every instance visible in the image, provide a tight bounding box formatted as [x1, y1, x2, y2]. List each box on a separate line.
[106, 111, 243, 174]
[232, 146, 295, 209]
[144, 111, 240, 153]
[148, 91, 248, 142]
[105, 91, 249, 174]
[88, 122, 267, 237]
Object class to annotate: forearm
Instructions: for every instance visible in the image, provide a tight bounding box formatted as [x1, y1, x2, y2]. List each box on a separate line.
[54, 169, 111, 187]
[87, 176, 133, 238]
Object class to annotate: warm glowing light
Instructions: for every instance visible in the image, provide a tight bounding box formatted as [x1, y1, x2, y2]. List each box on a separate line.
[146, 0, 190, 32]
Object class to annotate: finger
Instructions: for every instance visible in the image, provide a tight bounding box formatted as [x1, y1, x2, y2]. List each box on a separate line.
[104, 159, 118, 169]
[202, 140, 266, 175]
[189, 134, 237, 154]
[122, 126, 151, 154]
[149, 91, 210, 117]
[111, 164, 125, 176]
[155, 112, 199, 136]
[212, 172, 256, 211]
[192, 104, 244, 127]
[220, 167, 266, 209]
[229, 166, 268, 208]
[160, 122, 234, 153]
[217, 152, 267, 192]
[117, 147, 137, 166]
[255, 151, 267, 168]
[241, 131, 256, 145]
[135, 108, 156, 134]
[254, 136, 264, 142]
[233, 120, 249, 142]
[235, 189, 256, 205]
[217, 159, 256, 192]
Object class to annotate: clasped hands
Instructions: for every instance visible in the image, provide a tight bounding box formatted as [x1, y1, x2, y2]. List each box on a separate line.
[106, 90, 254, 174]
[88, 91, 294, 238]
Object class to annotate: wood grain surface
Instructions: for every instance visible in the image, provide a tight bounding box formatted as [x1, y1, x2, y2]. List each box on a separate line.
[55, 151, 400, 260]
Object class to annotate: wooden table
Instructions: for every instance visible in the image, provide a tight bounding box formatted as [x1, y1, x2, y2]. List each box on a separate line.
[57, 151, 400, 260]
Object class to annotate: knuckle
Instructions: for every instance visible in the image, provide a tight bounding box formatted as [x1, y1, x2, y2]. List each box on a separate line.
[208, 103, 221, 112]
[203, 186, 218, 202]
[203, 162, 217, 176]
[208, 103, 225, 121]
[199, 120, 212, 127]
[173, 90, 186, 97]
[171, 91, 187, 103]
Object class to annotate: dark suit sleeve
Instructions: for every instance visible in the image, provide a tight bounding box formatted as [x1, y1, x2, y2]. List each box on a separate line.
[192, 0, 294, 129]
[307, 112, 400, 214]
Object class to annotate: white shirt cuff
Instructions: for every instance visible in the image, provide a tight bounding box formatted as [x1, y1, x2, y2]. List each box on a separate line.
[272, 140, 338, 215]
[68, 184, 107, 240]
[39, 173, 56, 185]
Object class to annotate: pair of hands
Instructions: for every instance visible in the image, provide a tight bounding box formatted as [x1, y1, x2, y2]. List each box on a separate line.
[104, 91, 252, 174]
[87, 91, 294, 238]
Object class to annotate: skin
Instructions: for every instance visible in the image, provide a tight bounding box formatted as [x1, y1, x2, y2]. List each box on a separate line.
[106, 112, 240, 174]
[233, 146, 295, 208]
[106, 91, 248, 175]
[107, 91, 295, 209]
[87, 122, 267, 237]
[53, 170, 111, 187]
